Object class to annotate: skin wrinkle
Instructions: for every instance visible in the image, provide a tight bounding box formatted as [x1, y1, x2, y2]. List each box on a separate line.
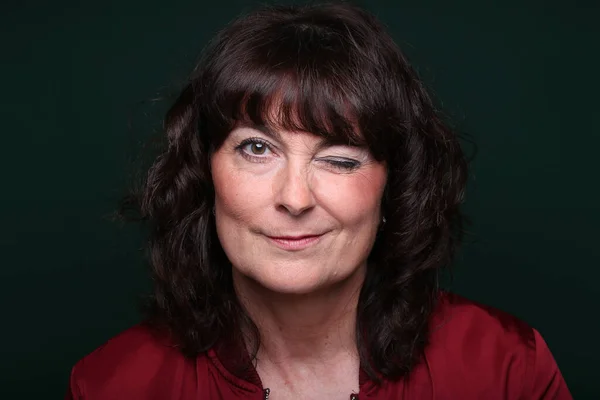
[211, 123, 386, 398]
[121, 5, 478, 397]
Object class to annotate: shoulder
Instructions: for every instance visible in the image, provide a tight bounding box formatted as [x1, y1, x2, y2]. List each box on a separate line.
[431, 291, 534, 345]
[423, 292, 571, 399]
[66, 324, 210, 399]
[427, 291, 535, 381]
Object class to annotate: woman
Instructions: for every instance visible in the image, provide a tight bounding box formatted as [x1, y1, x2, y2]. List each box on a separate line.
[66, 2, 571, 399]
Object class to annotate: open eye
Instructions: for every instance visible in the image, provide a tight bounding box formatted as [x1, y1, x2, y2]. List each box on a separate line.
[235, 137, 274, 161]
[245, 141, 268, 155]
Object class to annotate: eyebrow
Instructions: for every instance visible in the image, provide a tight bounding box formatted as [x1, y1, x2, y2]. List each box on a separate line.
[239, 122, 367, 150]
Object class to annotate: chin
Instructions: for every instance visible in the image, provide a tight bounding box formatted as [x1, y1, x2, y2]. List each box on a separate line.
[245, 263, 361, 296]
[231, 257, 366, 297]
[254, 274, 328, 296]
[231, 263, 327, 295]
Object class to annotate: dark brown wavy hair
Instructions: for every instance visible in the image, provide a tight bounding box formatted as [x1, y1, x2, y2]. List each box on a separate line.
[131, 2, 468, 382]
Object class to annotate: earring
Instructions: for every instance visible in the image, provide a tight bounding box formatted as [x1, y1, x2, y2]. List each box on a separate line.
[379, 216, 386, 232]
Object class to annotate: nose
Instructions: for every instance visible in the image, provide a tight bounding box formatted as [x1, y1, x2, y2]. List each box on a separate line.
[274, 161, 316, 216]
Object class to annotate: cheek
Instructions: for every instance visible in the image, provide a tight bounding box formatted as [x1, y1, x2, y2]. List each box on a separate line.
[212, 157, 271, 222]
[215, 175, 255, 221]
[314, 166, 387, 225]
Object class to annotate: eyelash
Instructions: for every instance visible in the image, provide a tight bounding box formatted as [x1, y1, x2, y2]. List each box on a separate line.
[321, 158, 361, 171]
[235, 137, 273, 163]
[234, 137, 362, 171]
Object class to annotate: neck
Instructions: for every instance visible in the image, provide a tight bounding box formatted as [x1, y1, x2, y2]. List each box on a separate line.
[233, 265, 366, 365]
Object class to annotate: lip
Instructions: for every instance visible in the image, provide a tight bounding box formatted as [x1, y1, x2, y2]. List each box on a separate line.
[265, 234, 324, 251]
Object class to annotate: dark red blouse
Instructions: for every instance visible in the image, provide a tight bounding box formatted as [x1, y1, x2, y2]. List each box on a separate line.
[66, 292, 572, 399]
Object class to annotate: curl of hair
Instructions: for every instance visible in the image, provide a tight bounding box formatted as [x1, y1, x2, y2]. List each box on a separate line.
[129, 2, 468, 383]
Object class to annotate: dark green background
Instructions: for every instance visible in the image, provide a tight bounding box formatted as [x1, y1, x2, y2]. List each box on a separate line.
[2, 0, 598, 398]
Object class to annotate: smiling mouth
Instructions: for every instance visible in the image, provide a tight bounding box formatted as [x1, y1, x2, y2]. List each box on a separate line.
[265, 234, 324, 251]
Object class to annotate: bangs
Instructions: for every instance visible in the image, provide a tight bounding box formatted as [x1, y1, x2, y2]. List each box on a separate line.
[200, 16, 386, 156]
[234, 73, 364, 147]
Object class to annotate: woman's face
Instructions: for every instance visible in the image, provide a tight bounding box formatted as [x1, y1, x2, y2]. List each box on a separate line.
[211, 124, 387, 294]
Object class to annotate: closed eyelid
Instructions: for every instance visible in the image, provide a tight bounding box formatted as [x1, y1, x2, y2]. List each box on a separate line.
[316, 146, 371, 161]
